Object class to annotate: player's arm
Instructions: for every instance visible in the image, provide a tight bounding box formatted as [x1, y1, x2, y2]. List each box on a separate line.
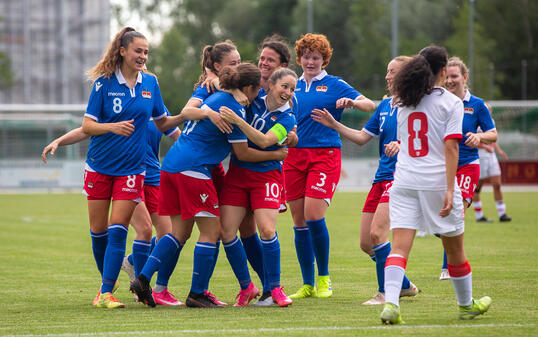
[169, 129, 181, 141]
[179, 100, 233, 134]
[231, 142, 288, 162]
[81, 117, 134, 136]
[336, 95, 376, 112]
[493, 142, 508, 160]
[464, 129, 497, 148]
[42, 127, 89, 163]
[440, 138, 459, 217]
[311, 108, 372, 146]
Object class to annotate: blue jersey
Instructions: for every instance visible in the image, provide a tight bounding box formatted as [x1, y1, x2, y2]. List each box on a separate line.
[182, 84, 218, 136]
[231, 95, 296, 172]
[458, 90, 496, 167]
[294, 70, 361, 148]
[145, 109, 179, 186]
[85, 69, 167, 176]
[362, 98, 398, 183]
[161, 92, 247, 177]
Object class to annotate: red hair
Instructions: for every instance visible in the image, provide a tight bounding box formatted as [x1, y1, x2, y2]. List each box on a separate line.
[295, 33, 333, 67]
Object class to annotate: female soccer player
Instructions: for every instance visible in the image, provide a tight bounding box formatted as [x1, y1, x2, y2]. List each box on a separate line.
[311, 56, 419, 305]
[218, 68, 298, 307]
[436, 57, 498, 280]
[130, 63, 288, 308]
[285, 33, 375, 299]
[379, 45, 491, 324]
[82, 27, 184, 309]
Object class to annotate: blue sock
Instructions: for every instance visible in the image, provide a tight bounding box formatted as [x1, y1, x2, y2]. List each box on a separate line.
[261, 234, 281, 290]
[127, 253, 133, 266]
[306, 218, 330, 276]
[241, 233, 266, 291]
[442, 251, 448, 269]
[207, 239, 220, 284]
[140, 234, 180, 282]
[132, 240, 151, 277]
[90, 230, 108, 276]
[373, 241, 411, 292]
[151, 236, 157, 252]
[293, 226, 315, 286]
[370, 254, 376, 262]
[156, 239, 183, 287]
[223, 237, 251, 290]
[101, 224, 128, 293]
[191, 242, 216, 294]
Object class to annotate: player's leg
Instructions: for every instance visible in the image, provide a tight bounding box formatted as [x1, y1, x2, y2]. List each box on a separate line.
[473, 179, 491, 222]
[490, 175, 511, 221]
[128, 202, 152, 280]
[239, 212, 266, 295]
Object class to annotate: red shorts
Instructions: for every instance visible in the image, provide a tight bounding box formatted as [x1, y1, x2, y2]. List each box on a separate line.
[142, 184, 160, 214]
[283, 147, 341, 202]
[211, 163, 226, 200]
[220, 163, 282, 210]
[457, 164, 480, 204]
[83, 170, 144, 201]
[362, 180, 393, 213]
[158, 171, 220, 220]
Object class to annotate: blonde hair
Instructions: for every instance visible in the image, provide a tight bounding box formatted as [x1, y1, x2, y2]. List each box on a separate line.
[447, 56, 469, 76]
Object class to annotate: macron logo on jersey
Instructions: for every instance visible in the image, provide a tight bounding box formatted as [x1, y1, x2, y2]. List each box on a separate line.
[95, 82, 102, 92]
[200, 193, 208, 203]
[464, 107, 474, 114]
[316, 85, 328, 92]
[142, 90, 152, 99]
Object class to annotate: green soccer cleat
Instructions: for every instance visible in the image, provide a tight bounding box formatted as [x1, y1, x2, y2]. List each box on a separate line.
[289, 284, 317, 299]
[316, 275, 333, 298]
[380, 302, 403, 325]
[459, 296, 492, 320]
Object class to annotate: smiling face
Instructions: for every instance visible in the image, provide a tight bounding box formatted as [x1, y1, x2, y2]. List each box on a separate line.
[385, 59, 405, 95]
[445, 65, 467, 96]
[214, 49, 241, 74]
[120, 37, 149, 73]
[300, 49, 324, 79]
[268, 74, 297, 107]
[258, 47, 283, 80]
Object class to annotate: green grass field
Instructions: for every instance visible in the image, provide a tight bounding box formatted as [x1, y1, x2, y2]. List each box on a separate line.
[0, 192, 537, 336]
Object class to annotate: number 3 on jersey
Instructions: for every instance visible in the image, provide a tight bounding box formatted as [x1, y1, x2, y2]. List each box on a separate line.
[408, 112, 429, 157]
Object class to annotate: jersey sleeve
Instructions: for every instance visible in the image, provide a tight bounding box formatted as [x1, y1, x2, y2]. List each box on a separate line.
[152, 80, 167, 120]
[191, 85, 212, 102]
[337, 78, 361, 100]
[445, 99, 464, 141]
[226, 105, 248, 143]
[476, 101, 496, 132]
[162, 107, 180, 136]
[84, 80, 105, 121]
[362, 106, 381, 137]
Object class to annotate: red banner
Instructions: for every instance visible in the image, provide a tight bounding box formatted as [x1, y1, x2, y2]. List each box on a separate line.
[498, 161, 538, 184]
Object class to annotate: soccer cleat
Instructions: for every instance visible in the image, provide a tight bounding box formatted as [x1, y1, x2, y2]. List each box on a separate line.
[362, 292, 385, 305]
[153, 288, 184, 306]
[459, 296, 492, 320]
[92, 280, 120, 306]
[204, 290, 228, 306]
[233, 282, 260, 307]
[186, 291, 224, 308]
[252, 291, 275, 306]
[439, 268, 451, 280]
[96, 292, 124, 309]
[271, 287, 292, 307]
[380, 302, 403, 325]
[289, 284, 317, 299]
[316, 275, 333, 298]
[499, 214, 512, 222]
[476, 216, 493, 223]
[121, 255, 136, 283]
[130, 275, 156, 307]
[400, 281, 419, 297]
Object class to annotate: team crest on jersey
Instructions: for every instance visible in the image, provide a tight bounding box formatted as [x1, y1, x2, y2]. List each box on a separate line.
[464, 107, 474, 114]
[271, 115, 277, 122]
[142, 90, 152, 99]
[88, 182, 94, 189]
[316, 85, 328, 92]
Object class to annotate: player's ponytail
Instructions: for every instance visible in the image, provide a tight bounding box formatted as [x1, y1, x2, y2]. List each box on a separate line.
[195, 40, 238, 89]
[219, 63, 260, 90]
[87, 27, 146, 82]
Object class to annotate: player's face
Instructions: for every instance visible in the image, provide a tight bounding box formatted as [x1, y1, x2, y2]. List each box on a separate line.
[300, 49, 324, 78]
[214, 49, 241, 73]
[445, 66, 466, 94]
[120, 37, 149, 72]
[385, 59, 403, 95]
[269, 75, 296, 107]
[258, 48, 283, 79]
[244, 84, 262, 103]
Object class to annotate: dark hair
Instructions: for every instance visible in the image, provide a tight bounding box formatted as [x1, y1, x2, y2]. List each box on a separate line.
[393, 45, 448, 107]
[261, 35, 291, 65]
[219, 63, 261, 90]
[196, 40, 237, 88]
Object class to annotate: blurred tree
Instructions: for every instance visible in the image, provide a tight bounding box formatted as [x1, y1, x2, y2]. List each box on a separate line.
[0, 17, 14, 90]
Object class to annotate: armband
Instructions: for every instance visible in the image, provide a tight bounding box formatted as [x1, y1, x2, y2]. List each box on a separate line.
[269, 123, 288, 145]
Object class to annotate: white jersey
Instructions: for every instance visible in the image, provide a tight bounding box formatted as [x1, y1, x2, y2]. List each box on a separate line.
[394, 87, 463, 190]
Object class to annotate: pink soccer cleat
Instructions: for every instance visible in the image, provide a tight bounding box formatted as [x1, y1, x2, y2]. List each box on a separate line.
[233, 282, 260, 307]
[153, 288, 184, 306]
[271, 287, 292, 307]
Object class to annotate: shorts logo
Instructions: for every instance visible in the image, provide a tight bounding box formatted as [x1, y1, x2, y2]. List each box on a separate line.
[142, 90, 152, 99]
[95, 82, 102, 92]
[316, 85, 328, 92]
[88, 182, 94, 189]
[213, 203, 219, 209]
[200, 193, 208, 203]
[464, 107, 474, 114]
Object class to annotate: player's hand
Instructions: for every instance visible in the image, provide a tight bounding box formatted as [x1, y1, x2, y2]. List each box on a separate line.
[336, 97, 355, 109]
[282, 129, 298, 147]
[200, 69, 218, 93]
[219, 106, 240, 125]
[111, 119, 135, 137]
[208, 109, 233, 134]
[499, 149, 508, 161]
[464, 132, 481, 148]
[311, 108, 336, 127]
[484, 144, 494, 153]
[384, 141, 400, 157]
[275, 147, 288, 161]
[439, 190, 454, 217]
[231, 89, 249, 106]
[41, 141, 59, 163]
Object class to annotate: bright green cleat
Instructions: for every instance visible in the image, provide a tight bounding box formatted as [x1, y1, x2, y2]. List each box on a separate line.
[96, 292, 125, 309]
[459, 296, 492, 320]
[380, 302, 404, 325]
[316, 275, 332, 298]
[289, 284, 316, 299]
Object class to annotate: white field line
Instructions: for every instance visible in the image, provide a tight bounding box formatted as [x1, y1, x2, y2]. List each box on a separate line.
[3, 323, 536, 337]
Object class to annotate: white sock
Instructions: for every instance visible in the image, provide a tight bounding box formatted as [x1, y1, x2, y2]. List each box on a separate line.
[154, 284, 167, 293]
[496, 201, 506, 217]
[473, 201, 483, 219]
[384, 255, 406, 306]
[450, 273, 472, 306]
